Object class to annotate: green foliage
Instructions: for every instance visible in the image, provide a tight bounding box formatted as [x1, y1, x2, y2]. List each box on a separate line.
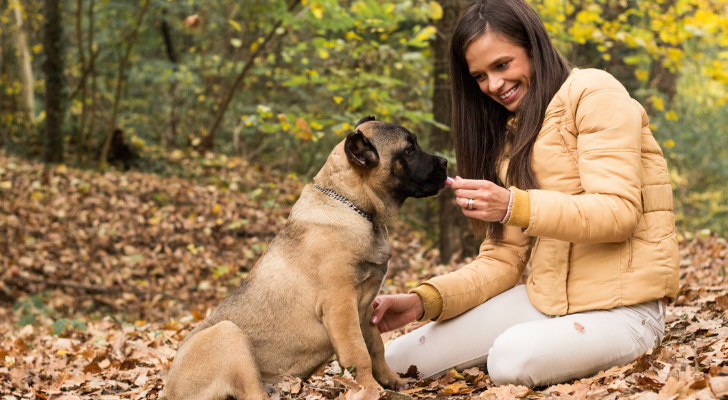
[0, 0, 727, 234]
[654, 66, 728, 235]
[14, 292, 87, 334]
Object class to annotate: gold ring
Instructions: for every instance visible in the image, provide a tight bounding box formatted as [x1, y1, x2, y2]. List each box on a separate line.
[467, 198, 474, 210]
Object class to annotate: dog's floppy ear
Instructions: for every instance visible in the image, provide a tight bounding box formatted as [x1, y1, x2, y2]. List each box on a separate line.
[345, 129, 379, 168]
[355, 115, 376, 128]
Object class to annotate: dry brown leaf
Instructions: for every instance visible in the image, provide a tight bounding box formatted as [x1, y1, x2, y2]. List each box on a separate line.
[346, 385, 380, 400]
[709, 376, 728, 397]
[184, 14, 202, 30]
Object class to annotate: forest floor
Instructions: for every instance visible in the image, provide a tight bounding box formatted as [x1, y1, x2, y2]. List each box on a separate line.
[1, 151, 727, 400]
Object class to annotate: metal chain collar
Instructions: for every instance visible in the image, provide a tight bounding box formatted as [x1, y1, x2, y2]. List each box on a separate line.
[314, 183, 373, 223]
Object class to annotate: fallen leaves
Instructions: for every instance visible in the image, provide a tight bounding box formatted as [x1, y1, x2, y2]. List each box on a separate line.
[1, 151, 727, 399]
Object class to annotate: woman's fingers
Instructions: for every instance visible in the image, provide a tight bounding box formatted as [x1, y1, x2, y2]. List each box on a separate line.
[450, 178, 495, 190]
[371, 297, 389, 324]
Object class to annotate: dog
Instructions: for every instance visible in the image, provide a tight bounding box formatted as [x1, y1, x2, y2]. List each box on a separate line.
[162, 116, 448, 400]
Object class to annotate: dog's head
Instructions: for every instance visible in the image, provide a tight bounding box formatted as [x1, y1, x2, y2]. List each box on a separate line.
[343, 116, 448, 203]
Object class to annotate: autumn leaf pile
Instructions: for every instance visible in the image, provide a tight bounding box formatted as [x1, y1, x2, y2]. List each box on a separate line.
[1, 151, 727, 400]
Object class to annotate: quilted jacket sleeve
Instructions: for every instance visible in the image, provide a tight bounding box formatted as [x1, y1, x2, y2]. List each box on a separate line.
[523, 70, 643, 244]
[423, 224, 531, 321]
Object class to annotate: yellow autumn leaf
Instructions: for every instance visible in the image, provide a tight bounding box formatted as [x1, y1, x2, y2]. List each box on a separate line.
[664, 139, 675, 148]
[665, 111, 678, 121]
[345, 31, 362, 41]
[250, 42, 259, 52]
[635, 69, 649, 81]
[212, 204, 221, 214]
[311, 121, 323, 130]
[229, 20, 241, 32]
[650, 95, 665, 111]
[428, 1, 443, 20]
[333, 96, 343, 104]
[319, 49, 330, 59]
[311, 2, 325, 18]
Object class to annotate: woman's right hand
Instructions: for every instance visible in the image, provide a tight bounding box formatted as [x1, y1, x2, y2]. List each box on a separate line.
[370, 293, 425, 333]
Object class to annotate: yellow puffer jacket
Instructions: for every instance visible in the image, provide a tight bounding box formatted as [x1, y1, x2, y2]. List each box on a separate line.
[423, 68, 680, 320]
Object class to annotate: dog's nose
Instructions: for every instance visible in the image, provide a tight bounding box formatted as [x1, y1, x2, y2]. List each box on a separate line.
[438, 157, 447, 169]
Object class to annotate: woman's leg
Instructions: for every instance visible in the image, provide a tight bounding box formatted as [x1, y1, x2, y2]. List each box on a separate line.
[488, 299, 665, 388]
[384, 285, 548, 379]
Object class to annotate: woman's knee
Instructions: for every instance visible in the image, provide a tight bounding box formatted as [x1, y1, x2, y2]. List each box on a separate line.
[487, 325, 546, 388]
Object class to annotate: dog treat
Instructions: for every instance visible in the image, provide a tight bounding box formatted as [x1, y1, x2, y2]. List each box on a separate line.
[445, 177, 454, 186]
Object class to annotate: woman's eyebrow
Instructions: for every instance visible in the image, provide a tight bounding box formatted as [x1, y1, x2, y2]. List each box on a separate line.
[469, 55, 512, 76]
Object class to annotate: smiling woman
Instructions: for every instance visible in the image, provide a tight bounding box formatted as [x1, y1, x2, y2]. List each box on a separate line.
[371, 0, 679, 389]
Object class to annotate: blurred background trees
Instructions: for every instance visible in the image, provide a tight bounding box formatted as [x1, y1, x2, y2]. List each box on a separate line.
[1, 0, 726, 258]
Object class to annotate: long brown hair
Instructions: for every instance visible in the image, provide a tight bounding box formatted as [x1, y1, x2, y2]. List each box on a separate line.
[450, 0, 570, 241]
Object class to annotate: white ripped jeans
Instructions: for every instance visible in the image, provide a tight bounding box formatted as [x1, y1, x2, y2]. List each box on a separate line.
[384, 285, 665, 388]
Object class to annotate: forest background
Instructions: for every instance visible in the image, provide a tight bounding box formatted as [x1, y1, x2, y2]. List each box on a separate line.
[1, 0, 728, 398]
[2, 0, 728, 246]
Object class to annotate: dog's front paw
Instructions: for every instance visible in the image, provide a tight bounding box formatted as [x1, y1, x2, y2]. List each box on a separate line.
[376, 371, 407, 391]
[385, 378, 407, 391]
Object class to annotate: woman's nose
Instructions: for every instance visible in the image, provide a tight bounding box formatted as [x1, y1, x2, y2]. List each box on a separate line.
[489, 75, 504, 95]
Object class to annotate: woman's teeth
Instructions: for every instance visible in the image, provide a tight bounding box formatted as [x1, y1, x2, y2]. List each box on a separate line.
[500, 84, 518, 100]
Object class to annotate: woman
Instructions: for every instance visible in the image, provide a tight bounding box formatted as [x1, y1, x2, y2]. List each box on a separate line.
[371, 0, 679, 388]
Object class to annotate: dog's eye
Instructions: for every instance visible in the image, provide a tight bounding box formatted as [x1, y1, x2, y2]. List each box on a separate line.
[404, 147, 415, 155]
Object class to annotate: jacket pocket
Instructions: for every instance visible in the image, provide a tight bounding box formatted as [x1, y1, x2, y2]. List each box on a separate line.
[528, 237, 571, 314]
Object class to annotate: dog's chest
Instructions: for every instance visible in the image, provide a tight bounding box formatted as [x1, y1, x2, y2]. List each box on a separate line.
[355, 227, 390, 280]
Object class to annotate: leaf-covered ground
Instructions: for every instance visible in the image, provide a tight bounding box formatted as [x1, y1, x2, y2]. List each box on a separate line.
[1, 151, 727, 400]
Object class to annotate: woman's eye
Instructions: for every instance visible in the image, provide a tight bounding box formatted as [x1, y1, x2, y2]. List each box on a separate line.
[497, 61, 510, 69]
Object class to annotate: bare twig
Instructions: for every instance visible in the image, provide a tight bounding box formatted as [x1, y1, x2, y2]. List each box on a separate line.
[5, 276, 188, 305]
[201, 0, 302, 151]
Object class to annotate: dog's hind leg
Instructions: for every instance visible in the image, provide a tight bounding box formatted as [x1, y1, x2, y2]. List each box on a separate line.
[163, 321, 268, 400]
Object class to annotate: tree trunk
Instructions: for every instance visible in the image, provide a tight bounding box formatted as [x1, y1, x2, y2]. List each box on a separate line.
[75, 0, 88, 162]
[431, 0, 479, 263]
[99, 0, 151, 165]
[86, 0, 97, 163]
[12, 2, 35, 123]
[43, 0, 64, 163]
[159, 15, 179, 148]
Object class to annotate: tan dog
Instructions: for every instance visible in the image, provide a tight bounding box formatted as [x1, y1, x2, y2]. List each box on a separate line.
[162, 116, 448, 400]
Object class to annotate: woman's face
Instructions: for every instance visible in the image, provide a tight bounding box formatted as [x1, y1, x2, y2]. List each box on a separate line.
[465, 31, 534, 112]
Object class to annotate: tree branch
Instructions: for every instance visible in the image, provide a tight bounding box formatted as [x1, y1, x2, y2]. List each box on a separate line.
[201, 0, 302, 151]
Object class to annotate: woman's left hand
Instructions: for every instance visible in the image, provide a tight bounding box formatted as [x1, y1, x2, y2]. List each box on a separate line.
[449, 176, 511, 222]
